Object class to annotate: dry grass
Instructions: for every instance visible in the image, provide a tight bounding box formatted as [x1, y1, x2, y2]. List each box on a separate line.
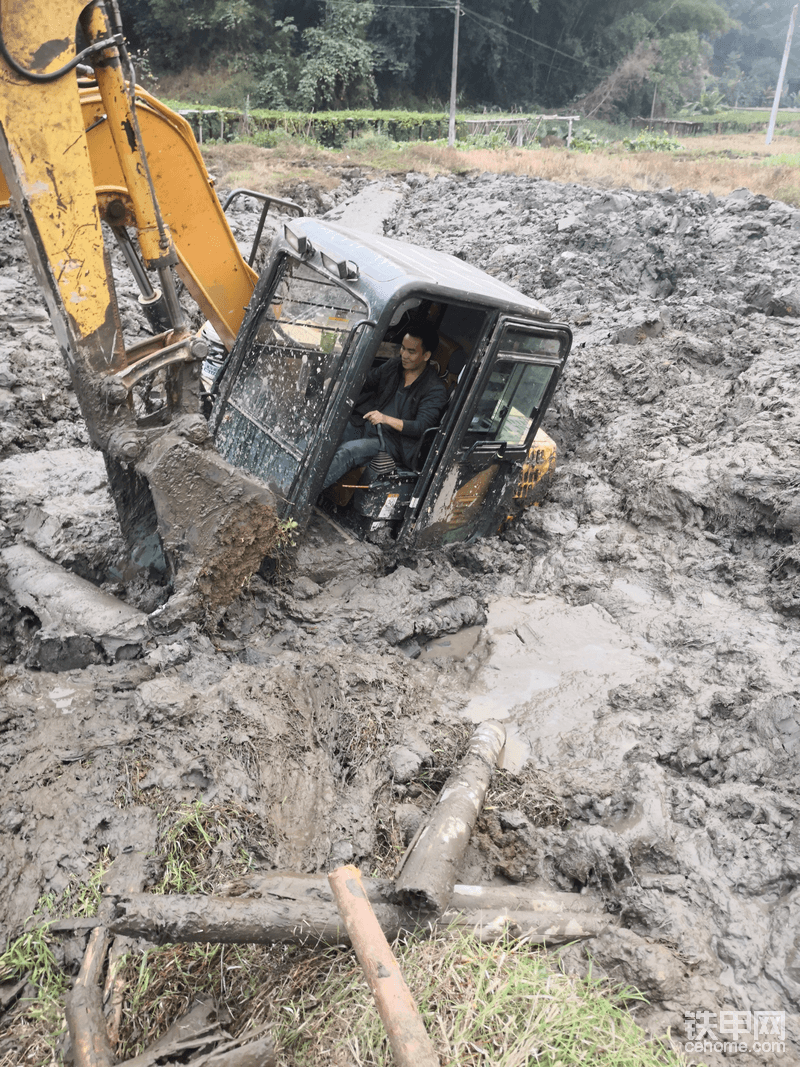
[272, 931, 685, 1066]
[486, 767, 568, 828]
[202, 141, 342, 197]
[111, 930, 687, 1066]
[202, 130, 800, 206]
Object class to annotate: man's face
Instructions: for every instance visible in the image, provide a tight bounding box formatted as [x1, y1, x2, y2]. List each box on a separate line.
[400, 333, 430, 375]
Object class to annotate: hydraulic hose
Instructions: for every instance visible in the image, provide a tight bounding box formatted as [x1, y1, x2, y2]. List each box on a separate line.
[0, 13, 123, 83]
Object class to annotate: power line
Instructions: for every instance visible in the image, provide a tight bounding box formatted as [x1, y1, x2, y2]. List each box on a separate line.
[318, 0, 605, 73]
[460, 4, 604, 71]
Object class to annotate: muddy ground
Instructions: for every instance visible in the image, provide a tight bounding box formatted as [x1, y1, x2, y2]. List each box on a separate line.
[1, 168, 800, 1066]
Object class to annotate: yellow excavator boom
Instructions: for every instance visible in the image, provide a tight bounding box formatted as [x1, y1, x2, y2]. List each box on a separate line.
[0, 0, 278, 619]
[76, 85, 259, 350]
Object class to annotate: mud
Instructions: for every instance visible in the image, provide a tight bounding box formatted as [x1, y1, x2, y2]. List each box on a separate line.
[1, 170, 800, 1065]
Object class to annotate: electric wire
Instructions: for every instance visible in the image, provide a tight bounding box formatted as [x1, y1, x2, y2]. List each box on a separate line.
[322, 0, 604, 72]
[460, 4, 604, 71]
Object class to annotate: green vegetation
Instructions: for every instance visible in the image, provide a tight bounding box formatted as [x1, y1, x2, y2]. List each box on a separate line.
[163, 106, 459, 148]
[156, 800, 261, 895]
[162, 101, 800, 156]
[117, 930, 686, 1065]
[764, 150, 800, 167]
[674, 107, 800, 132]
[0, 855, 111, 1054]
[0, 804, 268, 1065]
[117, 0, 800, 128]
[275, 931, 684, 1065]
[571, 129, 611, 152]
[623, 130, 684, 152]
[277, 517, 299, 548]
[684, 88, 727, 114]
[119, 0, 736, 117]
[0, 922, 68, 1033]
[0, 790, 688, 1067]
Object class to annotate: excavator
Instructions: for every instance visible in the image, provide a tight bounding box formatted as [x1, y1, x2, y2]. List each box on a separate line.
[0, 0, 572, 617]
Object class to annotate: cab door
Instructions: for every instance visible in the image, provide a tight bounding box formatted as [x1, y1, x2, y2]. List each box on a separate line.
[404, 318, 571, 546]
[210, 255, 373, 519]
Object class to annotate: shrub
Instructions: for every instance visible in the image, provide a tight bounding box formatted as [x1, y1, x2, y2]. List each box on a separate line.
[623, 130, 683, 152]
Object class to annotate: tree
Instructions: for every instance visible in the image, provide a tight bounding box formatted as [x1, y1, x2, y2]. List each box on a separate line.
[529, 0, 730, 109]
[297, 1, 377, 110]
[712, 0, 800, 105]
[117, 0, 737, 113]
[118, 0, 275, 70]
[367, 0, 542, 109]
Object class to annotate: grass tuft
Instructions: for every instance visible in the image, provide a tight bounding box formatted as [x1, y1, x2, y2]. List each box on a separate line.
[114, 930, 688, 1066]
[155, 799, 270, 895]
[271, 930, 685, 1066]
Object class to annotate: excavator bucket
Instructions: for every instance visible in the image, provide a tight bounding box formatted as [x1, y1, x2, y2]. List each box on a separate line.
[0, 0, 280, 618]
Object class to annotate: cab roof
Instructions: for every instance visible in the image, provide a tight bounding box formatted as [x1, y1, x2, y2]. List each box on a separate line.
[288, 218, 551, 322]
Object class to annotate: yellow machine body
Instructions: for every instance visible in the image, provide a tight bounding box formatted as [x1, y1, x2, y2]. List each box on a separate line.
[0, 0, 278, 614]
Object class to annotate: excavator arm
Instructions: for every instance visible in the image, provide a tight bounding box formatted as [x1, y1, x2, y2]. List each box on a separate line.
[0, 0, 279, 619]
[76, 84, 260, 351]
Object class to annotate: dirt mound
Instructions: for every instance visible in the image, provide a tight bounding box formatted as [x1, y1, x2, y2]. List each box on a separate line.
[1, 171, 800, 1064]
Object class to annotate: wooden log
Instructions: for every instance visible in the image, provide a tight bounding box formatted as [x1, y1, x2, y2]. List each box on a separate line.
[64, 927, 114, 1067]
[65, 850, 153, 1066]
[110, 879, 425, 946]
[393, 719, 506, 913]
[116, 1002, 276, 1067]
[328, 866, 438, 1067]
[108, 875, 611, 947]
[197, 872, 602, 915]
[443, 907, 611, 944]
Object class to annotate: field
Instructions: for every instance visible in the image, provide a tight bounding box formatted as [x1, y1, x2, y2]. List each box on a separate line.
[200, 125, 800, 209]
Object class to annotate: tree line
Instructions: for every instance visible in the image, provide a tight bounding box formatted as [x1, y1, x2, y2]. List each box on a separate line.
[118, 0, 800, 115]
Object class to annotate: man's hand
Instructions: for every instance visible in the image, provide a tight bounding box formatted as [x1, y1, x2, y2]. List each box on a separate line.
[365, 409, 403, 432]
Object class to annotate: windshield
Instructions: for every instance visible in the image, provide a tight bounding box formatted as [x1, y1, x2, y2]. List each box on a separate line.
[215, 257, 367, 494]
[466, 359, 556, 446]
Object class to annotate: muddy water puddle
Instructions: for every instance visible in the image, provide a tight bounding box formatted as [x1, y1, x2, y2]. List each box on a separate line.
[419, 624, 483, 662]
[441, 594, 667, 772]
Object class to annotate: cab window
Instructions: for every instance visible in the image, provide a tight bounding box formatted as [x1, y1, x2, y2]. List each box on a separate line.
[215, 257, 367, 492]
[466, 359, 556, 447]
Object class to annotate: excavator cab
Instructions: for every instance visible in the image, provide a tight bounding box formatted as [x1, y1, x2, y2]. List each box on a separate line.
[0, 0, 570, 613]
[209, 218, 572, 546]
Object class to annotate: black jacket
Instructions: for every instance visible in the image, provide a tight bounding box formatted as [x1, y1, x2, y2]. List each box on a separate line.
[353, 358, 448, 467]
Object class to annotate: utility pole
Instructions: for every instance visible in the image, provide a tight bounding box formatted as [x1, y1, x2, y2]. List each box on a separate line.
[767, 4, 797, 145]
[448, 0, 460, 147]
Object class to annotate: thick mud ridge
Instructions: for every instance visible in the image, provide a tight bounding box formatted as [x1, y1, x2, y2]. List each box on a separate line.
[1, 173, 800, 1065]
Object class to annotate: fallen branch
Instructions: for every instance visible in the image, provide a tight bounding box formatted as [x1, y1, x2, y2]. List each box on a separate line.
[394, 719, 506, 913]
[65, 852, 156, 1067]
[328, 865, 438, 1067]
[64, 927, 114, 1067]
[116, 1001, 276, 1067]
[108, 875, 611, 947]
